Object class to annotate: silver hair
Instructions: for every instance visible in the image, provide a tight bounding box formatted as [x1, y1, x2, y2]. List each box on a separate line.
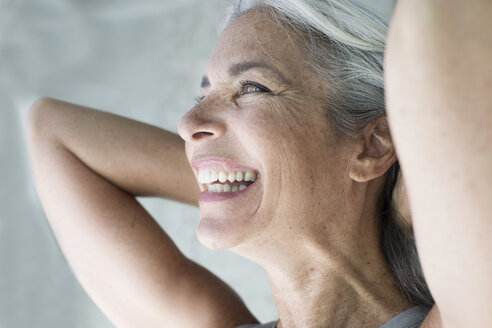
[223, 0, 434, 306]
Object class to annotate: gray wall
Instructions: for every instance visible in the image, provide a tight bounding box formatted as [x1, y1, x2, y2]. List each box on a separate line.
[0, 1, 394, 327]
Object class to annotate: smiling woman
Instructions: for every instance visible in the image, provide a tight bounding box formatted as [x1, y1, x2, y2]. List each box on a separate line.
[24, 0, 492, 328]
[177, 2, 428, 327]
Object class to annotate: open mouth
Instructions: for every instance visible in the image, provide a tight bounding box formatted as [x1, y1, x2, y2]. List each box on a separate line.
[198, 168, 260, 193]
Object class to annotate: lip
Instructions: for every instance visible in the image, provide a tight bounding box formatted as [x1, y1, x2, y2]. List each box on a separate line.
[199, 177, 261, 202]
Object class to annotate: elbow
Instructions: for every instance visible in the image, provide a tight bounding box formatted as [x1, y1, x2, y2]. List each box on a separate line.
[25, 97, 63, 145]
[26, 97, 57, 132]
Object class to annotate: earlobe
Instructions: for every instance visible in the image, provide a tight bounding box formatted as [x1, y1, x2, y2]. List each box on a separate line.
[349, 116, 397, 182]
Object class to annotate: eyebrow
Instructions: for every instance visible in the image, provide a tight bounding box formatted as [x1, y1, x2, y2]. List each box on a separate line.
[200, 60, 287, 89]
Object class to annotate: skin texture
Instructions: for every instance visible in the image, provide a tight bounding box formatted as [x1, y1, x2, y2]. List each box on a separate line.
[26, 98, 259, 328]
[392, 171, 412, 232]
[386, 1, 492, 327]
[179, 9, 412, 328]
[25, 1, 492, 327]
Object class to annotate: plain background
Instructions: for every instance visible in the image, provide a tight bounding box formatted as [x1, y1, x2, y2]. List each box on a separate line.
[0, 0, 394, 327]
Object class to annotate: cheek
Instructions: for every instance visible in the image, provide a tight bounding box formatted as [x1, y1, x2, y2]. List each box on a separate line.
[236, 100, 301, 164]
[233, 98, 338, 182]
[237, 97, 307, 136]
[238, 97, 331, 154]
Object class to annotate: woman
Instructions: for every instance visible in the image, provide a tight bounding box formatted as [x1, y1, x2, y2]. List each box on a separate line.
[25, 0, 492, 327]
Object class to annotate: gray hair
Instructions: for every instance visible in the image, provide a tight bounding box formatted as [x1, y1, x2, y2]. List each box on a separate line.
[224, 0, 434, 306]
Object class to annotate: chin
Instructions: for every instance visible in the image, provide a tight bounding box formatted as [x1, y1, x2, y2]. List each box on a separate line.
[196, 214, 250, 250]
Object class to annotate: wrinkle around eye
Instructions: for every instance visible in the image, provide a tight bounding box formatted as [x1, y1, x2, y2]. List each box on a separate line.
[234, 91, 277, 108]
[236, 83, 306, 106]
[195, 78, 287, 107]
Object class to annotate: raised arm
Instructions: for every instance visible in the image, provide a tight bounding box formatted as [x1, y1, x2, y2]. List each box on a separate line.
[25, 98, 258, 327]
[27, 97, 199, 203]
[385, 1, 492, 327]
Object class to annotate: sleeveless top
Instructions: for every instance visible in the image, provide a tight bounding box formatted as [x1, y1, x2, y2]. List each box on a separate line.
[236, 305, 432, 328]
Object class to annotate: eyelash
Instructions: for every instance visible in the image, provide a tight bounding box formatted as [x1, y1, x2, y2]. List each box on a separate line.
[193, 80, 271, 105]
[194, 96, 204, 104]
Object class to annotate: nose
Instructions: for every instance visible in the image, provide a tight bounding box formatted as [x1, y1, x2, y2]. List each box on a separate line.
[177, 104, 226, 143]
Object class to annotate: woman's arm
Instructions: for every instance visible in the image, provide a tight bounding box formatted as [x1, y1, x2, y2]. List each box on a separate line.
[385, 1, 492, 328]
[25, 98, 259, 327]
[28, 97, 199, 203]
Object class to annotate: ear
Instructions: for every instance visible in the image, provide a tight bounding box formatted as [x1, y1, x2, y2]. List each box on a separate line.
[349, 116, 397, 182]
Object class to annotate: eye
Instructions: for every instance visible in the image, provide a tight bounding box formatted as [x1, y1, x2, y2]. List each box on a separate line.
[194, 96, 204, 104]
[238, 80, 271, 96]
[245, 85, 260, 93]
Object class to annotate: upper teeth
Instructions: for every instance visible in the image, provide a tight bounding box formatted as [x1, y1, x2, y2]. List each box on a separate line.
[198, 168, 258, 184]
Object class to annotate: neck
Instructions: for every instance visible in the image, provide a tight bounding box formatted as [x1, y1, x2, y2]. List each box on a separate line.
[265, 243, 412, 328]
[232, 179, 413, 327]
[234, 228, 413, 328]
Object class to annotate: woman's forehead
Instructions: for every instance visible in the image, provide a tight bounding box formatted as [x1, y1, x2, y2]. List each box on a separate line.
[206, 9, 307, 81]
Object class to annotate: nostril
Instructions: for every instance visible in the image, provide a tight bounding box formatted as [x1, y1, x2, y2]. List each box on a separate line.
[192, 131, 214, 139]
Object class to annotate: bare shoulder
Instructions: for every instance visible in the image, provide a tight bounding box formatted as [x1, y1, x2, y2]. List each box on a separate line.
[169, 256, 261, 328]
[420, 305, 442, 328]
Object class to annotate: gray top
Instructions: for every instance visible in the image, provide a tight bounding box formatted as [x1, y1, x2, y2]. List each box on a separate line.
[380, 305, 431, 328]
[236, 305, 432, 328]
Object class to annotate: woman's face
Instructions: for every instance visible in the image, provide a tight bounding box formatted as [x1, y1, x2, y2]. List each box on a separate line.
[178, 9, 355, 253]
